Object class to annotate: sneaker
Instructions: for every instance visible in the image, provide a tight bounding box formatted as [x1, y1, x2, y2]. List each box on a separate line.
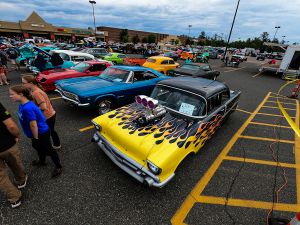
[52, 145, 61, 150]
[31, 160, 47, 167]
[11, 199, 21, 209]
[17, 174, 28, 189]
[51, 168, 62, 178]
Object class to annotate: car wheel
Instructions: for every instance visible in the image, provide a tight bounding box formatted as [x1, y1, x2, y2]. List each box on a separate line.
[97, 99, 113, 115]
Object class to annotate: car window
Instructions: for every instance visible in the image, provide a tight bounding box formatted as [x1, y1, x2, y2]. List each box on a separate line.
[200, 65, 211, 71]
[118, 54, 126, 58]
[71, 62, 90, 72]
[89, 64, 107, 72]
[169, 60, 175, 64]
[208, 94, 222, 112]
[146, 58, 156, 63]
[151, 85, 206, 117]
[133, 71, 157, 82]
[84, 56, 93, 61]
[99, 67, 130, 82]
[181, 64, 199, 71]
[221, 91, 230, 104]
[60, 53, 70, 61]
[161, 60, 169, 65]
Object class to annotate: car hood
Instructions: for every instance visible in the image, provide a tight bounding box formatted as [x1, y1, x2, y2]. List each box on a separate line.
[92, 104, 223, 168]
[173, 68, 197, 76]
[56, 76, 117, 95]
[39, 69, 79, 77]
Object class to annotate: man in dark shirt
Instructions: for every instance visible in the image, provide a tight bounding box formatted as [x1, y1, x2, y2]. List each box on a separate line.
[0, 102, 27, 208]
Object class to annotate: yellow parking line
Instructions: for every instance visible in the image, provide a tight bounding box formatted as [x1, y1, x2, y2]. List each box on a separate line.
[262, 105, 296, 111]
[50, 96, 62, 100]
[236, 108, 252, 115]
[266, 101, 296, 106]
[79, 125, 94, 132]
[269, 96, 297, 102]
[270, 92, 291, 98]
[224, 67, 245, 73]
[196, 196, 300, 213]
[256, 112, 295, 119]
[295, 100, 300, 204]
[224, 156, 297, 169]
[171, 92, 271, 224]
[239, 135, 295, 144]
[249, 121, 292, 129]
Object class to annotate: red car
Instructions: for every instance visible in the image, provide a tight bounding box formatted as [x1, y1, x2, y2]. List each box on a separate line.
[36, 61, 111, 91]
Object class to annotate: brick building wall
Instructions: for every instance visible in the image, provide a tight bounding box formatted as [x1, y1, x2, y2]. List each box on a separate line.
[98, 26, 169, 43]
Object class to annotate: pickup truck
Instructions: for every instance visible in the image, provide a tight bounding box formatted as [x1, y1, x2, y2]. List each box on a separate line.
[123, 56, 147, 66]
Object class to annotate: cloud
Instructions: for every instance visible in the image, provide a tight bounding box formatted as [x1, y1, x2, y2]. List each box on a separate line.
[0, 0, 299, 43]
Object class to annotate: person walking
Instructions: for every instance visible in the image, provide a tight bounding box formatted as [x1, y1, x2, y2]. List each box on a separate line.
[0, 102, 27, 208]
[9, 85, 62, 178]
[0, 63, 9, 85]
[21, 75, 61, 149]
[6, 46, 20, 71]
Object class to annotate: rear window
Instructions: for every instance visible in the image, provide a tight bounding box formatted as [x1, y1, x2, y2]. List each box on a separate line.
[147, 58, 156, 63]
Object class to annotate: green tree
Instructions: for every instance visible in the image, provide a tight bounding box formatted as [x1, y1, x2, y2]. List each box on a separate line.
[120, 29, 129, 43]
[142, 37, 148, 43]
[175, 39, 180, 45]
[199, 31, 206, 39]
[147, 34, 156, 43]
[132, 34, 140, 44]
[260, 32, 269, 42]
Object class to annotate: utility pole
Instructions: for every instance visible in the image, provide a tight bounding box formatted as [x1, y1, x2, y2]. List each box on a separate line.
[188, 25, 192, 38]
[223, 0, 241, 65]
[89, 0, 97, 39]
[273, 26, 281, 42]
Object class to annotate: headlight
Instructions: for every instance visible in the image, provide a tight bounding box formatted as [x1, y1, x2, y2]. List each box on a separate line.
[147, 160, 161, 175]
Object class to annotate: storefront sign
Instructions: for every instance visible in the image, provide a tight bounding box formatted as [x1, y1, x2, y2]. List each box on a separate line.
[31, 24, 45, 27]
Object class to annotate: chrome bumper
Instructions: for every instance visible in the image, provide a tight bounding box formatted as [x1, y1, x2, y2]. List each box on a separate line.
[55, 89, 90, 107]
[92, 131, 174, 188]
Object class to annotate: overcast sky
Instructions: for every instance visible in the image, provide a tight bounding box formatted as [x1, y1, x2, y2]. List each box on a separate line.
[0, 0, 299, 43]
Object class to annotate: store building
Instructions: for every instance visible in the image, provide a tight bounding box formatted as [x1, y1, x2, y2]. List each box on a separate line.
[0, 11, 107, 41]
[97, 26, 176, 44]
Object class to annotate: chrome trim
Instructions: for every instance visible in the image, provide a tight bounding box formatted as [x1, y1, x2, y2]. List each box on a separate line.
[55, 89, 90, 107]
[93, 131, 174, 188]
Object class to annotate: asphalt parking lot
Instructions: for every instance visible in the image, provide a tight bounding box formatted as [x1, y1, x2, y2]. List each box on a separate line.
[0, 57, 299, 225]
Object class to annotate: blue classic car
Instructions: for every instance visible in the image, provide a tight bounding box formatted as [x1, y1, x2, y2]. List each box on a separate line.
[55, 66, 169, 114]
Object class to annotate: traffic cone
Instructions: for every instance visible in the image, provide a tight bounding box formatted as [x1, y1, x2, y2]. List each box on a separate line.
[288, 212, 300, 225]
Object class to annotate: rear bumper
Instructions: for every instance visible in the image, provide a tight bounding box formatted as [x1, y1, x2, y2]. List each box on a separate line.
[92, 131, 174, 188]
[55, 89, 90, 107]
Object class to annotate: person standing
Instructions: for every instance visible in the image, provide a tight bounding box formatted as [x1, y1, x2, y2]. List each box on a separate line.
[9, 85, 62, 178]
[0, 63, 9, 85]
[0, 102, 27, 208]
[21, 75, 61, 149]
[6, 46, 20, 71]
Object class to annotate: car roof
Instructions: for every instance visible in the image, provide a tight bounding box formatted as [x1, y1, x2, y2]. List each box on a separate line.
[110, 65, 163, 74]
[148, 56, 173, 62]
[157, 77, 228, 98]
[182, 63, 209, 67]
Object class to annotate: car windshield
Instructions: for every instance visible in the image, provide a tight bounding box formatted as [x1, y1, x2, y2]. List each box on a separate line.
[151, 85, 206, 117]
[106, 53, 113, 57]
[181, 64, 200, 71]
[71, 62, 89, 72]
[99, 67, 130, 82]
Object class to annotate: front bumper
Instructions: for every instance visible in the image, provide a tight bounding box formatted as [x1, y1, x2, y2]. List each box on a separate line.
[55, 89, 90, 107]
[92, 131, 174, 188]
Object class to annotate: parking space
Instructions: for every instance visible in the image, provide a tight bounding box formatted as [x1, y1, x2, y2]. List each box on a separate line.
[172, 92, 300, 224]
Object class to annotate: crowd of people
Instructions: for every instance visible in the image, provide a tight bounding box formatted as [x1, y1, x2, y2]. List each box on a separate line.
[1, 74, 62, 209]
[0, 46, 20, 85]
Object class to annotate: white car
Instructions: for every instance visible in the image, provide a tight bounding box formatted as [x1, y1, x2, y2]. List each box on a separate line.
[233, 53, 248, 61]
[49, 50, 95, 64]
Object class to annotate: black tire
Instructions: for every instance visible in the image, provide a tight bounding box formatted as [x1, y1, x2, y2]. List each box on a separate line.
[97, 99, 114, 115]
[213, 75, 217, 80]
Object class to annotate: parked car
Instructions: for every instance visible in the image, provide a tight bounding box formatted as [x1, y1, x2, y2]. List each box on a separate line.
[180, 51, 194, 60]
[81, 48, 108, 59]
[256, 53, 266, 61]
[55, 66, 169, 115]
[169, 63, 220, 80]
[103, 53, 127, 64]
[123, 56, 147, 66]
[143, 56, 179, 75]
[233, 53, 247, 61]
[91, 77, 241, 187]
[162, 52, 179, 61]
[36, 61, 111, 91]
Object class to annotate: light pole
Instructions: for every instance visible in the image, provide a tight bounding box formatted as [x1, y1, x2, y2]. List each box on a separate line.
[188, 25, 192, 38]
[89, 0, 97, 39]
[223, 0, 241, 64]
[273, 26, 280, 41]
[282, 35, 286, 43]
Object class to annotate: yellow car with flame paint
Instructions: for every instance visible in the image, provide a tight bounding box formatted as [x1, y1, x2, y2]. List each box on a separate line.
[143, 56, 179, 75]
[91, 77, 240, 187]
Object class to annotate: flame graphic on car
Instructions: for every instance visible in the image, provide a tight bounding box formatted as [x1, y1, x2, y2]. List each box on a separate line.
[108, 104, 223, 149]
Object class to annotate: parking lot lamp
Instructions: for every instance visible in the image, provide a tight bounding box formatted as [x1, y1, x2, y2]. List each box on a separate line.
[273, 26, 281, 41]
[188, 25, 192, 38]
[89, 0, 97, 39]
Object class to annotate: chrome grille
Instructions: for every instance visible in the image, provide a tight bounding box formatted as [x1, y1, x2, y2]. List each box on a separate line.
[63, 91, 77, 101]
